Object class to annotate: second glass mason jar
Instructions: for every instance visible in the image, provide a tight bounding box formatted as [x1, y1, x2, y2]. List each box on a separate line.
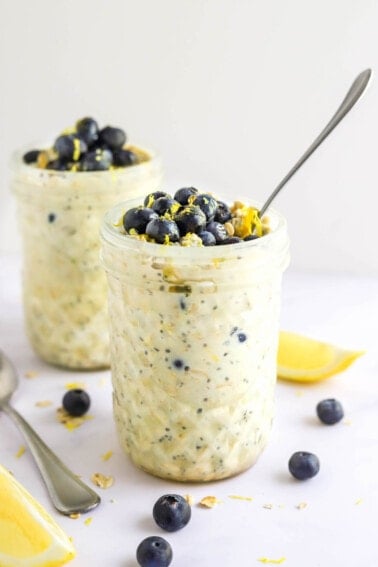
[11, 147, 162, 369]
[101, 198, 290, 482]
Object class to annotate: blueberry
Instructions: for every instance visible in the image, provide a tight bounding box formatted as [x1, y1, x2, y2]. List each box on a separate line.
[288, 451, 320, 480]
[54, 135, 87, 161]
[222, 236, 243, 245]
[316, 399, 344, 425]
[146, 218, 180, 243]
[79, 148, 113, 171]
[198, 230, 216, 246]
[144, 191, 171, 208]
[152, 197, 180, 216]
[174, 205, 207, 235]
[192, 193, 218, 221]
[173, 186, 199, 205]
[46, 159, 70, 171]
[62, 389, 90, 417]
[244, 234, 259, 241]
[214, 201, 232, 223]
[136, 536, 172, 567]
[123, 207, 158, 233]
[153, 494, 191, 532]
[23, 149, 40, 164]
[237, 332, 247, 342]
[112, 148, 138, 167]
[75, 117, 99, 147]
[48, 213, 56, 223]
[206, 221, 228, 243]
[99, 126, 126, 149]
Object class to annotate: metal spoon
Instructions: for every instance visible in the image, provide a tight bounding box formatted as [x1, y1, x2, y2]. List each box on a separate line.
[0, 350, 101, 515]
[259, 69, 372, 217]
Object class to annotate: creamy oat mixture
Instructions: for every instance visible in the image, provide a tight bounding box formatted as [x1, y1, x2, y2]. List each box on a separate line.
[101, 197, 289, 481]
[11, 149, 162, 369]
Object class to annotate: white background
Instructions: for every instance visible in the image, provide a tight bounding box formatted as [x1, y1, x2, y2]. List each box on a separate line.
[1, 0, 378, 273]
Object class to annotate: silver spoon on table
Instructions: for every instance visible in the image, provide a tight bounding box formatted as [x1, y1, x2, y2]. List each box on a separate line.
[0, 350, 101, 515]
[258, 69, 372, 218]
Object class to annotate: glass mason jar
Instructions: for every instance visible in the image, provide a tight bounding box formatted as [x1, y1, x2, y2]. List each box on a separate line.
[101, 198, 290, 482]
[11, 146, 163, 369]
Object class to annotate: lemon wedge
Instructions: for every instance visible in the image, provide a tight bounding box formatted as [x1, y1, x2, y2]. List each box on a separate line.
[277, 331, 364, 383]
[0, 465, 76, 567]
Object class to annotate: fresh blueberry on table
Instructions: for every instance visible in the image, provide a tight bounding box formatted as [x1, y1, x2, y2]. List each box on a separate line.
[23, 149, 40, 164]
[62, 389, 91, 417]
[288, 451, 320, 480]
[206, 221, 228, 243]
[153, 494, 191, 532]
[54, 134, 87, 161]
[98, 126, 126, 149]
[214, 200, 232, 223]
[316, 398, 344, 425]
[136, 536, 173, 567]
[173, 186, 199, 205]
[123, 207, 158, 233]
[76, 117, 99, 147]
[192, 193, 218, 221]
[198, 230, 216, 246]
[174, 205, 207, 235]
[112, 148, 138, 167]
[79, 148, 113, 171]
[146, 218, 180, 243]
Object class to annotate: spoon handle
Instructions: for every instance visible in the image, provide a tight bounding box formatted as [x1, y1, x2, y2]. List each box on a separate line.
[2, 402, 100, 515]
[259, 69, 372, 217]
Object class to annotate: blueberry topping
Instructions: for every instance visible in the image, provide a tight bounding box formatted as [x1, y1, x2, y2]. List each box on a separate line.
[214, 201, 232, 223]
[316, 399, 344, 425]
[136, 536, 173, 567]
[198, 230, 216, 246]
[222, 236, 243, 244]
[79, 148, 113, 171]
[62, 389, 90, 417]
[46, 159, 70, 171]
[174, 205, 207, 235]
[23, 149, 40, 164]
[112, 148, 138, 167]
[144, 191, 171, 207]
[152, 197, 179, 216]
[123, 207, 158, 233]
[153, 494, 191, 532]
[99, 126, 126, 149]
[192, 193, 218, 221]
[76, 117, 99, 147]
[173, 186, 199, 205]
[54, 135, 87, 161]
[244, 234, 259, 241]
[146, 218, 180, 243]
[288, 451, 320, 480]
[206, 221, 228, 243]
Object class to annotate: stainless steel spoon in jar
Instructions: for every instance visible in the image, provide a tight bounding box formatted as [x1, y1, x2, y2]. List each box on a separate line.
[258, 69, 372, 218]
[0, 350, 100, 515]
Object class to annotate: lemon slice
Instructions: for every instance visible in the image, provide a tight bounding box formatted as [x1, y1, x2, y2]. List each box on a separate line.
[0, 464, 76, 567]
[277, 331, 364, 383]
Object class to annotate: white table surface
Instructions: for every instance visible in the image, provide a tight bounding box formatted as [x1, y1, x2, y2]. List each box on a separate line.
[1, 254, 377, 567]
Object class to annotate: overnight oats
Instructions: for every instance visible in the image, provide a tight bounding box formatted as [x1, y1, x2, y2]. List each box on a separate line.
[11, 117, 163, 369]
[101, 188, 290, 481]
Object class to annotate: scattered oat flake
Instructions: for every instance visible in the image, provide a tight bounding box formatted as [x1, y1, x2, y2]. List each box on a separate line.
[263, 503, 273, 510]
[69, 513, 81, 520]
[296, 502, 308, 510]
[343, 419, 352, 426]
[98, 377, 107, 387]
[84, 517, 93, 526]
[56, 407, 93, 431]
[228, 495, 253, 502]
[91, 472, 114, 489]
[15, 445, 26, 458]
[65, 381, 86, 390]
[199, 496, 222, 508]
[185, 494, 194, 506]
[355, 498, 363, 505]
[35, 400, 53, 408]
[25, 370, 39, 379]
[101, 450, 113, 462]
[258, 558, 286, 564]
